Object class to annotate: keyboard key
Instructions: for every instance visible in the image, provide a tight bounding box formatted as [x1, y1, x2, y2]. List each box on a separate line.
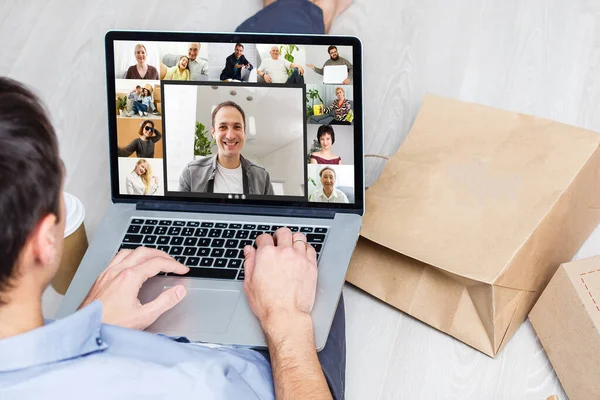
[271, 225, 283, 230]
[198, 238, 211, 247]
[300, 227, 313, 233]
[141, 226, 155, 235]
[173, 221, 186, 227]
[170, 237, 184, 246]
[215, 223, 228, 229]
[243, 224, 256, 230]
[223, 229, 236, 238]
[174, 256, 186, 264]
[145, 219, 158, 225]
[187, 221, 200, 227]
[235, 230, 250, 239]
[123, 234, 143, 243]
[184, 267, 237, 280]
[238, 240, 252, 249]
[157, 245, 170, 252]
[201, 222, 214, 228]
[127, 225, 141, 234]
[186, 257, 200, 266]
[257, 225, 270, 231]
[237, 269, 245, 280]
[312, 243, 323, 253]
[155, 226, 168, 235]
[184, 237, 198, 247]
[182, 228, 195, 236]
[315, 228, 328, 234]
[288, 226, 299, 232]
[229, 223, 242, 229]
[143, 235, 157, 244]
[132, 218, 145, 225]
[250, 231, 263, 240]
[146, 245, 157, 248]
[225, 239, 239, 248]
[209, 229, 222, 238]
[215, 258, 227, 268]
[307, 234, 326, 243]
[168, 227, 182, 236]
[157, 236, 169, 245]
[197, 248, 210, 257]
[200, 258, 214, 267]
[159, 220, 172, 226]
[210, 248, 225, 258]
[169, 246, 183, 256]
[225, 249, 238, 258]
[211, 239, 225, 248]
[120, 243, 140, 250]
[183, 247, 196, 256]
[195, 228, 208, 237]
[227, 259, 242, 269]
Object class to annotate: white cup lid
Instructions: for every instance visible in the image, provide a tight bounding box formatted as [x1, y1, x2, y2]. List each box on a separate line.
[63, 192, 85, 237]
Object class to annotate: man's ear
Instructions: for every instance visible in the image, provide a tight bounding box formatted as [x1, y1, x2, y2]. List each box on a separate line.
[29, 213, 60, 269]
[211, 126, 215, 139]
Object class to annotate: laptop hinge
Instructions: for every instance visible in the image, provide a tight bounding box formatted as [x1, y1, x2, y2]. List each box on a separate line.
[135, 201, 351, 219]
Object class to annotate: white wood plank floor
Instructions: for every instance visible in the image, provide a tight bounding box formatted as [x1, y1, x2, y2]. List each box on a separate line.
[3, 0, 600, 398]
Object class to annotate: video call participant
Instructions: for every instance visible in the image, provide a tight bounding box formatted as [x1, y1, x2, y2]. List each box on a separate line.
[310, 124, 342, 164]
[127, 86, 159, 117]
[309, 166, 349, 203]
[125, 44, 159, 80]
[257, 46, 305, 84]
[187, 42, 209, 81]
[164, 55, 190, 81]
[179, 101, 274, 195]
[118, 120, 162, 159]
[128, 85, 142, 101]
[307, 45, 353, 84]
[324, 86, 352, 125]
[220, 43, 254, 81]
[126, 159, 159, 195]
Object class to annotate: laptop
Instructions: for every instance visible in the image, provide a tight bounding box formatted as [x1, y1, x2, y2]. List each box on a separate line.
[56, 31, 364, 351]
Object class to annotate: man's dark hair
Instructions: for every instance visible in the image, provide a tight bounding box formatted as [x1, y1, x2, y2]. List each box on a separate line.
[319, 166, 336, 179]
[235, 43, 244, 49]
[327, 45, 338, 53]
[211, 101, 246, 131]
[0, 78, 63, 301]
[135, 85, 141, 89]
[317, 124, 335, 144]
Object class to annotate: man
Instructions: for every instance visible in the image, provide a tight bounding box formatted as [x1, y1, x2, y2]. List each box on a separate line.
[179, 101, 274, 195]
[309, 166, 350, 203]
[220, 43, 254, 81]
[257, 46, 305, 84]
[307, 45, 353, 84]
[128, 85, 142, 100]
[0, 77, 339, 399]
[187, 42, 209, 81]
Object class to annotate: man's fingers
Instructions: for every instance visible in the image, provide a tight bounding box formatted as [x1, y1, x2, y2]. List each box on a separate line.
[243, 245, 256, 282]
[139, 285, 187, 328]
[255, 233, 274, 248]
[291, 232, 308, 254]
[273, 227, 293, 247]
[129, 257, 190, 285]
[113, 247, 173, 275]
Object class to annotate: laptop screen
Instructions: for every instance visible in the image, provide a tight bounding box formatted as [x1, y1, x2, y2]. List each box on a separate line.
[106, 32, 363, 211]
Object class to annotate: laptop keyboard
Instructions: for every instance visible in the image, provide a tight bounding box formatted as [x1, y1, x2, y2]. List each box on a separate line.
[119, 218, 328, 281]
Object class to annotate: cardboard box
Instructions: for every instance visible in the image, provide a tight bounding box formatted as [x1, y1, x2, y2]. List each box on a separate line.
[530, 256, 600, 400]
[346, 95, 600, 357]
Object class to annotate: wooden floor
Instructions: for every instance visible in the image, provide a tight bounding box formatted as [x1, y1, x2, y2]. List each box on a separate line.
[3, 0, 600, 398]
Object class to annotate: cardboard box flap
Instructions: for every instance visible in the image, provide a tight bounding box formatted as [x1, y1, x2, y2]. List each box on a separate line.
[361, 95, 600, 284]
[567, 256, 600, 328]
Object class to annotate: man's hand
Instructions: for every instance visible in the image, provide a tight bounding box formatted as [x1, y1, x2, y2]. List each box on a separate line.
[306, 63, 315, 70]
[298, 66, 305, 75]
[78, 247, 189, 330]
[263, 74, 272, 83]
[243, 228, 317, 328]
[342, 78, 350, 85]
[234, 63, 243, 69]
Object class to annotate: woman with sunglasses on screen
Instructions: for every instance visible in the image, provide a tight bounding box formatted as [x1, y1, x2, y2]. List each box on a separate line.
[125, 159, 159, 195]
[118, 120, 162, 158]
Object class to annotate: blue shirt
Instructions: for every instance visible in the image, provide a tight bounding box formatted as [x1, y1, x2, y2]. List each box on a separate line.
[0, 301, 274, 399]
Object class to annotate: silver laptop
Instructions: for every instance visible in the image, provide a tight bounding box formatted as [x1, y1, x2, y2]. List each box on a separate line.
[56, 31, 364, 351]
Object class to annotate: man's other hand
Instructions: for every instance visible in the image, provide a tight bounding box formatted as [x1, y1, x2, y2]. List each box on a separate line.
[263, 74, 272, 83]
[242, 228, 318, 328]
[78, 247, 189, 330]
[342, 78, 350, 85]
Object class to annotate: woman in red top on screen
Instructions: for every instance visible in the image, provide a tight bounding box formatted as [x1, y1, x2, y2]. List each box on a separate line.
[125, 44, 159, 80]
[310, 124, 342, 165]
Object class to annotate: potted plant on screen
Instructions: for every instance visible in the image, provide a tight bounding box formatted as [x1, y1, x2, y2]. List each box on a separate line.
[194, 122, 216, 159]
[280, 44, 300, 77]
[306, 88, 324, 119]
[117, 96, 128, 117]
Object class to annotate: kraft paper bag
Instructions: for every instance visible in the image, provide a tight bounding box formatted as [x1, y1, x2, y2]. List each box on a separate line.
[346, 95, 600, 357]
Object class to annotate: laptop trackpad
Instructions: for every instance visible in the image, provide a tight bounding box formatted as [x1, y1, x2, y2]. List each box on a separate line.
[157, 287, 241, 334]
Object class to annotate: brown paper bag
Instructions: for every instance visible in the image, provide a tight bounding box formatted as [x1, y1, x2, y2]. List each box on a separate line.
[346, 95, 600, 357]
